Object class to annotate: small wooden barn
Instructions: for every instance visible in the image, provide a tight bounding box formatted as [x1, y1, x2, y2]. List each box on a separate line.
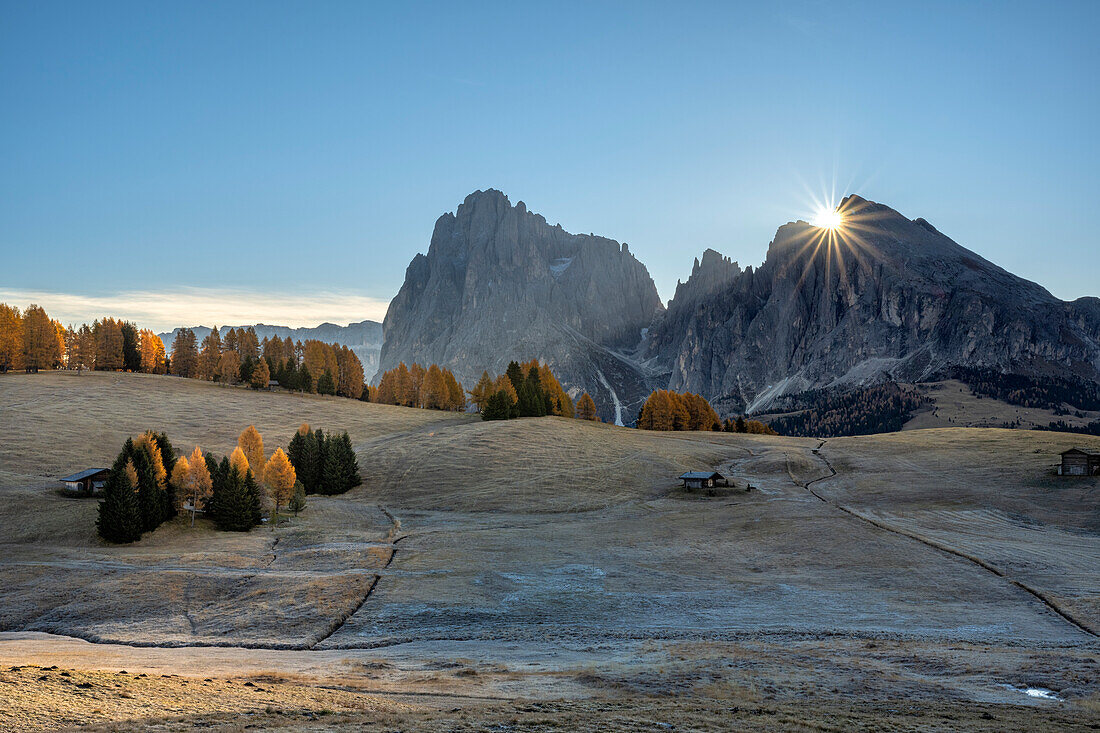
[679, 471, 729, 490]
[60, 468, 110, 493]
[1060, 448, 1100, 476]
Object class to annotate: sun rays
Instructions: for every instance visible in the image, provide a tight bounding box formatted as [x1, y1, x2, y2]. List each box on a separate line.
[812, 207, 844, 230]
[786, 194, 890, 310]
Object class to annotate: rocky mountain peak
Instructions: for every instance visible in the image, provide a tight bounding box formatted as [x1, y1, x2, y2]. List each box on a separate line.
[650, 194, 1100, 414]
[379, 190, 665, 422]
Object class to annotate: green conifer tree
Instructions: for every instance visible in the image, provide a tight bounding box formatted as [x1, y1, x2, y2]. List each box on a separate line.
[335, 432, 361, 492]
[287, 430, 306, 474]
[505, 361, 523, 392]
[213, 466, 256, 531]
[96, 454, 143, 543]
[316, 370, 336, 395]
[482, 390, 512, 420]
[243, 469, 264, 527]
[288, 481, 307, 515]
[131, 447, 162, 533]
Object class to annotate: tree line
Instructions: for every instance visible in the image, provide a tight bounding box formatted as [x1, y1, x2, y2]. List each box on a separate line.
[635, 389, 778, 433]
[767, 383, 924, 437]
[171, 327, 365, 398]
[951, 367, 1100, 413]
[638, 389, 722, 431]
[469, 360, 597, 421]
[0, 303, 165, 374]
[0, 303, 367, 402]
[96, 422, 359, 543]
[370, 362, 466, 411]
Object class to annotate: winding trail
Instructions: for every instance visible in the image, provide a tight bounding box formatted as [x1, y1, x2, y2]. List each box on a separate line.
[796, 440, 1097, 638]
[308, 504, 402, 649]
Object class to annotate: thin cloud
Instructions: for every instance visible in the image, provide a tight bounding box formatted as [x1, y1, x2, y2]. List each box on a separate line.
[0, 287, 391, 333]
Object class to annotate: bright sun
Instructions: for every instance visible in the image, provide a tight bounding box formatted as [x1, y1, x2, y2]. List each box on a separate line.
[813, 208, 843, 230]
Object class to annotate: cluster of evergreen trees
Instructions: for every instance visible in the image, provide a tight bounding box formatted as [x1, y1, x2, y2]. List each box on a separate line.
[768, 383, 924, 437]
[637, 389, 724, 431]
[1038, 420, 1100, 437]
[170, 327, 364, 398]
[951, 367, 1100, 413]
[198, 449, 266, 531]
[718, 416, 778, 434]
[371, 362, 466, 411]
[469, 360, 589, 421]
[97, 425, 307, 543]
[286, 424, 362, 495]
[96, 432, 178, 543]
[0, 302, 167, 374]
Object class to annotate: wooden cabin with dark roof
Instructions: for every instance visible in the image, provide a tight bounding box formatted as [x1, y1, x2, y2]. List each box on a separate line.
[1060, 448, 1100, 476]
[678, 471, 729, 490]
[60, 468, 110, 494]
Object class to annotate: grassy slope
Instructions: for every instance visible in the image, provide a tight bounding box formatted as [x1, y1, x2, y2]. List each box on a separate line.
[1, 370, 1099, 728]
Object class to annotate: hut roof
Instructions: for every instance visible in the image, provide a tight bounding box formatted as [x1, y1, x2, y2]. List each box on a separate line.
[1061, 448, 1100, 457]
[679, 471, 725, 480]
[60, 468, 110, 482]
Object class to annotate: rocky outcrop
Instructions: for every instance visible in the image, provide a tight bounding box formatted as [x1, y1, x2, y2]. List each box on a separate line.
[377, 189, 665, 422]
[650, 195, 1100, 413]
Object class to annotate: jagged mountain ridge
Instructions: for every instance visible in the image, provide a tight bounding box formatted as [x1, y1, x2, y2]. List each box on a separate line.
[380, 190, 1100, 422]
[377, 189, 664, 422]
[650, 195, 1100, 413]
[159, 320, 383, 373]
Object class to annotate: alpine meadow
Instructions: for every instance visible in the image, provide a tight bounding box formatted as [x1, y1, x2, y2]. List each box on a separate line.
[2, 2, 1099, 731]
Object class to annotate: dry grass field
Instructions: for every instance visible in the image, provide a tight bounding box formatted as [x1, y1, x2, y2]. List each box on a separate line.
[1, 370, 1098, 730]
[904, 379, 1100, 430]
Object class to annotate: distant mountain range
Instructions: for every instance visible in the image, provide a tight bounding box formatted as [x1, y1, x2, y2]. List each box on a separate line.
[379, 189, 1100, 423]
[158, 321, 382, 373]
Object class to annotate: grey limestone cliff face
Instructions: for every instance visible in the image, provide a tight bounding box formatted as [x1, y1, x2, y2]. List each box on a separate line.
[378, 189, 665, 422]
[650, 195, 1100, 413]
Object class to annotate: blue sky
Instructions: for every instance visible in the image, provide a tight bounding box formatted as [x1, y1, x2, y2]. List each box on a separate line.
[2, 1, 1097, 330]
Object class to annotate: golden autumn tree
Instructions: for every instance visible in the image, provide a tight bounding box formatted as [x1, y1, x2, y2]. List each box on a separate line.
[374, 369, 397, 404]
[576, 392, 599, 421]
[468, 371, 494, 412]
[229, 446, 250, 477]
[134, 432, 168, 490]
[181, 446, 214, 525]
[237, 327, 260, 360]
[394, 362, 414, 406]
[263, 448, 297, 518]
[0, 303, 24, 372]
[250, 356, 270, 389]
[422, 364, 447, 409]
[216, 350, 240, 383]
[409, 363, 426, 407]
[198, 327, 222, 380]
[303, 340, 337, 390]
[335, 345, 364, 399]
[170, 455, 191, 510]
[93, 318, 124, 370]
[238, 425, 265, 483]
[124, 458, 140, 490]
[443, 368, 465, 411]
[492, 374, 519, 405]
[21, 304, 60, 371]
[53, 320, 67, 368]
[139, 329, 167, 374]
